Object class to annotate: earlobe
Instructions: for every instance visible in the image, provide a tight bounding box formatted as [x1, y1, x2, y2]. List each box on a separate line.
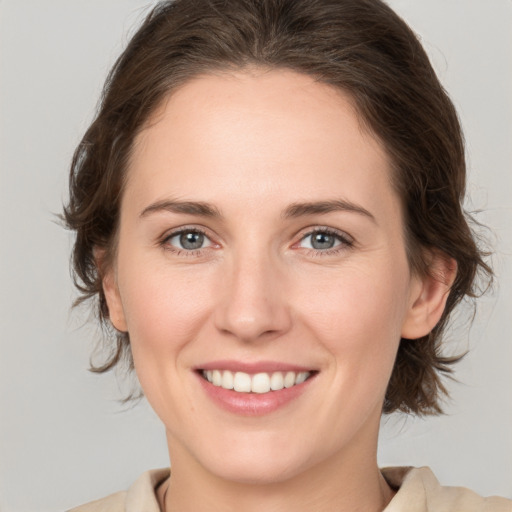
[94, 248, 128, 333]
[401, 253, 457, 340]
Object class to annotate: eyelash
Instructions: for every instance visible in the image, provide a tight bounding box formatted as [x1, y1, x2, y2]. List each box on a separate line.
[298, 227, 354, 257]
[160, 226, 354, 257]
[160, 226, 211, 258]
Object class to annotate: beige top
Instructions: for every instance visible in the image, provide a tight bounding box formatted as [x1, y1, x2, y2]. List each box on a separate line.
[68, 466, 511, 512]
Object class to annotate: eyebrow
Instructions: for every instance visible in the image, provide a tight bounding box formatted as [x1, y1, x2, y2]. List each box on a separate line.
[140, 200, 223, 219]
[282, 199, 376, 223]
[139, 198, 376, 223]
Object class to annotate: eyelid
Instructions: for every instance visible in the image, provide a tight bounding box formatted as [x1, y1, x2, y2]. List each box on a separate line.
[160, 225, 219, 254]
[161, 225, 209, 241]
[158, 224, 354, 257]
[168, 229, 212, 247]
[294, 226, 354, 253]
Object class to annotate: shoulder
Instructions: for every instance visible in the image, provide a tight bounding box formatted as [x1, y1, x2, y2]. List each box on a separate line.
[382, 466, 512, 512]
[67, 491, 126, 512]
[67, 468, 170, 512]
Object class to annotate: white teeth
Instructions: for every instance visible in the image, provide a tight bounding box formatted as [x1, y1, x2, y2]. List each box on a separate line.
[251, 373, 270, 394]
[284, 371, 296, 388]
[233, 372, 252, 392]
[221, 369, 234, 390]
[270, 372, 284, 391]
[212, 370, 222, 386]
[202, 369, 311, 393]
[296, 371, 309, 384]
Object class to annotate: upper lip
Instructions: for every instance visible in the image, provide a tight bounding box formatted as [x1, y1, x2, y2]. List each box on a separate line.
[196, 360, 316, 374]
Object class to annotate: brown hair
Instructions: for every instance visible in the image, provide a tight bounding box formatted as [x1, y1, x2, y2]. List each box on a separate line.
[63, 0, 491, 414]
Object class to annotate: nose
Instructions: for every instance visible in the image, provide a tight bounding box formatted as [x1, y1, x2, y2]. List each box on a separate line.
[213, 250, 292, 343]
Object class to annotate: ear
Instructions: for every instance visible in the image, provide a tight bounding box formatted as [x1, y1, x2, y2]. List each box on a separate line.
[401, 252, 457, 339]
[94, 247, 128, 333]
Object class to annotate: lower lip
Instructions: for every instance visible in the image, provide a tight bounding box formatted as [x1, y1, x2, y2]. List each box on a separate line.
[196, 372, 315, 416]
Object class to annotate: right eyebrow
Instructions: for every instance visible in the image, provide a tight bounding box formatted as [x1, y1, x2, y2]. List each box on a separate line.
[139, 199, 224, 219]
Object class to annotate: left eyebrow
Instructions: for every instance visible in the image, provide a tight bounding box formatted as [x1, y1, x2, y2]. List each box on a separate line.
[282, 199, 376, 224]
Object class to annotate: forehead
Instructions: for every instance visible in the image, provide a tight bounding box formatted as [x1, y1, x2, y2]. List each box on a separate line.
[126, 68, 397, 219]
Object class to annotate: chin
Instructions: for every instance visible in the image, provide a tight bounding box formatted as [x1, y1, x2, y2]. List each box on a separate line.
[191, 432, 327, 486]
[205, 454, 307, 486]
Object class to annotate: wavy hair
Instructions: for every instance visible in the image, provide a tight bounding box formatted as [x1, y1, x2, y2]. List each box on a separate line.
[63, 0, 492, 414]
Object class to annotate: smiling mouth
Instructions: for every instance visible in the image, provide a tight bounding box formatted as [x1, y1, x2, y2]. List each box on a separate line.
[200, 369, 315, 394]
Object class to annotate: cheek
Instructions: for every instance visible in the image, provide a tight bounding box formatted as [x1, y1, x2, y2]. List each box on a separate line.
[117, 261, 216, 369]
[299, 260, 410, 381]
[304, 264, 407, 332]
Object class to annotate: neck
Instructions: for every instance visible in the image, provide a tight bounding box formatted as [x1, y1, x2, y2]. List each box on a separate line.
[162, 427, 395, 512]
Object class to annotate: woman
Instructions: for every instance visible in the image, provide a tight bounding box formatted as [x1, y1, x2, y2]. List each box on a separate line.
[62, 0, 510, 510]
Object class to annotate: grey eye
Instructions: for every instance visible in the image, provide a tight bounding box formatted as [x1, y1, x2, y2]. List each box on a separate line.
[168, 230, 211, 250]
[311, 232, 336, 249]
[180, 232, 204, 250]
[299, 231, 344, 251]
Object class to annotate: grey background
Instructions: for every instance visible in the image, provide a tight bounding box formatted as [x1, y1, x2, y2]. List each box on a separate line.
[0, 1, 511, 510]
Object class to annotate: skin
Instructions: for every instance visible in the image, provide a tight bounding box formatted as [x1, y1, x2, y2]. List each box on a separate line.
[102, 68, 455, 512]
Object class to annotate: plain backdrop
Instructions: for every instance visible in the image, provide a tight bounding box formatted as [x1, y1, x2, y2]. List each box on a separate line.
[0, 1, 511, 511]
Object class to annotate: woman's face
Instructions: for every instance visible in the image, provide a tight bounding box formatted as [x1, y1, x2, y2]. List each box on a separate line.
[104, 69, 427, 483]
